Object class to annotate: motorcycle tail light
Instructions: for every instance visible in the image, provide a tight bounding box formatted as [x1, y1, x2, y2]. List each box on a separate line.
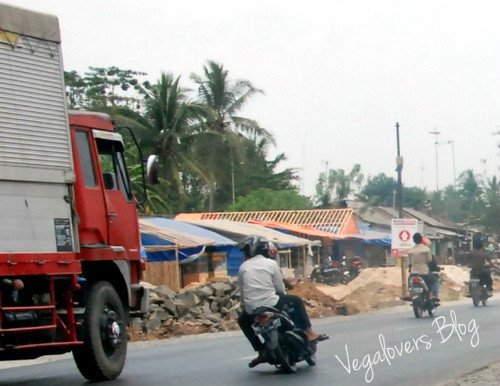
[412, 277, 420, 284]
[258, 314, 270, 324]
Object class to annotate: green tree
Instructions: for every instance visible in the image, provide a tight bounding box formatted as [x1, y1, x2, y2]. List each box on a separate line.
[315, 164, 363, 208]
[120, 72, 207, 213]
[64, 67, 147, 112]
[458, 169, 482, 201]
[477, 176, 500, 234]
[228, 188, 312, 211]
[191, 60, 273, 210]
[402, 186, 428, 209]
[64, 70, 87, 109]
[358, 173, 397, 207]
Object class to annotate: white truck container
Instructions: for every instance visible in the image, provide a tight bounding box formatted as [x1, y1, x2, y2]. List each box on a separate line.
[0, 2, 76, 253]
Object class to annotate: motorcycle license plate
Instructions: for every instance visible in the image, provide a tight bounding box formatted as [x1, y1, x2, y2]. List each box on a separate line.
[410, 287, 423, 293]
[252, 318, 281, 334]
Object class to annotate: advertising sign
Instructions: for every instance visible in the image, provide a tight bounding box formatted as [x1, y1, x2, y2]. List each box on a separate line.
[391, 219, 423, 256]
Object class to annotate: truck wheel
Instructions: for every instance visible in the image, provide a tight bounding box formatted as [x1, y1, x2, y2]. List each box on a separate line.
[73, 281, 127, 382]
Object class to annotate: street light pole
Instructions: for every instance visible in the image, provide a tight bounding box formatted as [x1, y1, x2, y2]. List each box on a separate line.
[429, 131, 440, 191]
[448, 140, 456, 187]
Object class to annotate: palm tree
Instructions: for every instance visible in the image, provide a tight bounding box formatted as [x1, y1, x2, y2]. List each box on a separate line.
[115, 72, 207, 213]
[191, 60, 273, 210]
[191, 60, 272, 140]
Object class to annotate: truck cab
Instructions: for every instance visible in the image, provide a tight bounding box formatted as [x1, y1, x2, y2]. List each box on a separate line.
[0, 4, 148, 381]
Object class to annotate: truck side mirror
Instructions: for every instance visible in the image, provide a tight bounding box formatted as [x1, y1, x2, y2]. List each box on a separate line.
[146, 155, 159, 184]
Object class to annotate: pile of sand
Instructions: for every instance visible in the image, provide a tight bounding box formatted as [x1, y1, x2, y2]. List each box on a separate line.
[315, 267, 403, 301]
[288, 282, 342, 318]
[309, 266, 474, 315]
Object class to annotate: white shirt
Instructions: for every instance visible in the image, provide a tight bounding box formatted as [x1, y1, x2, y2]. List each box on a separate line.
[407, 243, 432, 274]
[238, 255, 286, 314]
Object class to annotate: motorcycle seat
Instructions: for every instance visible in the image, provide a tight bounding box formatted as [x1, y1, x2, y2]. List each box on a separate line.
[252, 306, 281, 315]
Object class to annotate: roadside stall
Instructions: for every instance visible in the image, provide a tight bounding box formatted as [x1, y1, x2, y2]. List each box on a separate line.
[140, 218, 236, 289]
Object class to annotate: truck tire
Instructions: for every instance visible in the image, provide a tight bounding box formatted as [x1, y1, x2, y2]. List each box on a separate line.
[73, 281, 127, 382]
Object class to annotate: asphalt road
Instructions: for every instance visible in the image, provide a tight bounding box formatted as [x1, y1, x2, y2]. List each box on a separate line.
[0, 297, 499, 386]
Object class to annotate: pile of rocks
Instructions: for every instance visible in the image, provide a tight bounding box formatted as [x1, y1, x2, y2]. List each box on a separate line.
[129, 279, 242, 339]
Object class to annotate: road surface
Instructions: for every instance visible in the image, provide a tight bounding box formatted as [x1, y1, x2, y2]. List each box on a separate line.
[0, 297, 499, 386]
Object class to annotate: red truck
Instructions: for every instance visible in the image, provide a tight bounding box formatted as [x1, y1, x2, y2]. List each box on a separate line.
[0, 3, 149, 381]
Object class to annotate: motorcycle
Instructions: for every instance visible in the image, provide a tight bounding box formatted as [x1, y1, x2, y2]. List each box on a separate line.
[408, 274, 439, 318]
[348, 257, 363, 278]
[469, 276, 490, 307]
[251, 305, 317, 373]
[309, 257, 351, 285]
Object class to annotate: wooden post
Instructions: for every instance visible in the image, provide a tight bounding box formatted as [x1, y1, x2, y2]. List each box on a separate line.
[175, 246, 181, 289]
[207, 251, 214, 279]
[302, 245, 306, 278]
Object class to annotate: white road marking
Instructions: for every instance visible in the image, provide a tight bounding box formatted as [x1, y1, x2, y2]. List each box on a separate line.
[238, 355, 257, 361]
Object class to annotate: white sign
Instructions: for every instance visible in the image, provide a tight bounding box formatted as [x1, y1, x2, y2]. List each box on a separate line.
[391, 219, 423, 253]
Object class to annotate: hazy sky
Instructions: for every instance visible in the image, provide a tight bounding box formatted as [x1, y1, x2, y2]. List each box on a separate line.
[6, 0, 500, 196]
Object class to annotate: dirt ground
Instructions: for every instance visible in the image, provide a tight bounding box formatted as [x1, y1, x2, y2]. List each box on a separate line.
[131, 265, 499, 340]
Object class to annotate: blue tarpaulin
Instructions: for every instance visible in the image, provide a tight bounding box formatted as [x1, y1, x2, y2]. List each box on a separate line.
[346, 222, 392, 247]
[140, 218, 241, 275]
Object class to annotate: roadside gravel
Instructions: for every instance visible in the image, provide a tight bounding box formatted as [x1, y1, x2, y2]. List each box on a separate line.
[440, 362, 500, 385]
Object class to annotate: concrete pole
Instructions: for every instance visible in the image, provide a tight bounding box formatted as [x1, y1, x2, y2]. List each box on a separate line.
[396, 123, 407, 298]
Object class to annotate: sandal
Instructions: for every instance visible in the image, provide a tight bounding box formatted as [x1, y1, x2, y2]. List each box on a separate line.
[310, 334, 329, 342]
[248, 354, 265, 368]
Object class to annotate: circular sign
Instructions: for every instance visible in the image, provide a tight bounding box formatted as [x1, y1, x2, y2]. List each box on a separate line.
[399, 230, 411, 242]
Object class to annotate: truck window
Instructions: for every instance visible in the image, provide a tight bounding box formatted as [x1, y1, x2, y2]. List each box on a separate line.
[96, 139, 133, 202]
[75, 131, 97, 187]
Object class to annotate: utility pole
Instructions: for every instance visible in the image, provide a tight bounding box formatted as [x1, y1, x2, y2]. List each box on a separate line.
[395, 123, 406, 297]
[429, 130, 441, 191]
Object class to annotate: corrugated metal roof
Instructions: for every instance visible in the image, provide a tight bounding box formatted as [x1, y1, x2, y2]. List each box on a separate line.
[139, 219, 215, 249]
[180, 219, 313, 247]
[142, 218, 236, 246]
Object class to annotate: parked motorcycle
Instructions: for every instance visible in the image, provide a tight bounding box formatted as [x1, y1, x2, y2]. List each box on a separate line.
[348, 257, 363, 278]
[408, 274, 439, 318]
[250, 305, 317, 373]
[469, 277, 490, 307]
[309, 256, 350, 285]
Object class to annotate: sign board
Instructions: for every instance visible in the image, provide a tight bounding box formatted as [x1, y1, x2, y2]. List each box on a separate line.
[391, 219, 423, 256]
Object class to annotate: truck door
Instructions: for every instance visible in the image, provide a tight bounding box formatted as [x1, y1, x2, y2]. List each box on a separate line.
[95, 135, 140, 258]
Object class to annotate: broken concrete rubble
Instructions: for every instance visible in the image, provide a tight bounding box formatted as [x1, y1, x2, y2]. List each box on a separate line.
[130, 280, 244, 339]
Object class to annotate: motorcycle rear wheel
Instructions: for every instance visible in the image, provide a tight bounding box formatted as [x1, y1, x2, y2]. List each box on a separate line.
[306, 354, 316, 367]
[274, 345, 298, 374]
[413, 304, 423, 318]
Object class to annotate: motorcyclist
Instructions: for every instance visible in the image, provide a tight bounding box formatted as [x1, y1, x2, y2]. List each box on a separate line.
[407, 232, 440, 301]
[237, 235, 328, 368]
[424, 237, 441, 300]
[467, 238, 493, 296]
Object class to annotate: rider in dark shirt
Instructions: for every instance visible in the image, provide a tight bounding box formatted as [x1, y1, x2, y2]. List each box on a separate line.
[467, 239, 493, 295]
